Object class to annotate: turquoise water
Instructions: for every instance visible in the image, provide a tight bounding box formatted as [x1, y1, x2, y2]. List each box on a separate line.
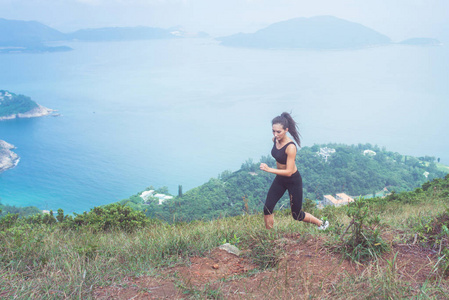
[0, 39, 448, 213]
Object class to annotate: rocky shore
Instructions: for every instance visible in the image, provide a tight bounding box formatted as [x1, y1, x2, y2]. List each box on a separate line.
[0, 104, 55, 120]
[0, 140, 20, 173]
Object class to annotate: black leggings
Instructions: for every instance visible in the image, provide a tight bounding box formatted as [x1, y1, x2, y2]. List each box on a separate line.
[264, 171, 305, 221]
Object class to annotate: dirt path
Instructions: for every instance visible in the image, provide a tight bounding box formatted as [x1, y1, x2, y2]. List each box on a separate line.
[93, 234, 442, 299]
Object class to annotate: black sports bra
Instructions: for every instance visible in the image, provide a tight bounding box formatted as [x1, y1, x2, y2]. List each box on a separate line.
[271, 140, 296, 164]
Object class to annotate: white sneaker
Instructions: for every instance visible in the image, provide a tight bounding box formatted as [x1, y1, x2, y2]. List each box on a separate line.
[318, 220, 329, 231]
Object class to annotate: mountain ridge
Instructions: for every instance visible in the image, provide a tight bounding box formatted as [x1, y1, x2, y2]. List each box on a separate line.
[0, 16, 440, 53]
[0, 18, 202, 52]
[217, 16, 392, 49]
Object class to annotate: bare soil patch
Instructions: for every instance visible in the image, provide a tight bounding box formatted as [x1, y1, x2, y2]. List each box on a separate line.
[93, 233, 442, 299]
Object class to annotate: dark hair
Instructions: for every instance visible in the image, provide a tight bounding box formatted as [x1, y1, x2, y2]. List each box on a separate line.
[272, 112, 301, 147]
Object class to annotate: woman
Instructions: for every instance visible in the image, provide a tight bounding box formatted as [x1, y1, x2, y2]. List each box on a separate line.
[259, 112, 329, 230]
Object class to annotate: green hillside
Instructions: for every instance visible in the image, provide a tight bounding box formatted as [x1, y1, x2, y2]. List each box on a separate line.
[121, 143, 447, 222]
[1, 174, 448, 298]
[0, 203, 41, 218]
[0, 90, 39, 117]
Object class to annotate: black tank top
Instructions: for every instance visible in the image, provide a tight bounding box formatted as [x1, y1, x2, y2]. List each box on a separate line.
[271, 140, 296, 164]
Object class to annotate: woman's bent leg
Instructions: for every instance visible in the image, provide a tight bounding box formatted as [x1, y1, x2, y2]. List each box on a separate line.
[287, 172, 323, 227]
[287, 172, 305, 221]
[302, 212, 322, 226]
[264, 176, 286, 215]
[264, 176, 286, 229]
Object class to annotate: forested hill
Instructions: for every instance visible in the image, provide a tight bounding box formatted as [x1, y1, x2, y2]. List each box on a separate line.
[0, 90, 38, 117]
[0, 90, 53, 120]
[121, 143, 448, 222]
[298, 144, 447, 199]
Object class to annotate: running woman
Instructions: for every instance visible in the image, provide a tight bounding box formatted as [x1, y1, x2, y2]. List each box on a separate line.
[259, 112, 329, 230]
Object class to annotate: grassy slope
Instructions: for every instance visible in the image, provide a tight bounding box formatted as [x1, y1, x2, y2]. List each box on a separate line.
[1, 176, 449, 299]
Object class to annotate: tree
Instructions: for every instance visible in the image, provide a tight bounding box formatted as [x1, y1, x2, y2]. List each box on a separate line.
[241, 158, 256, 171]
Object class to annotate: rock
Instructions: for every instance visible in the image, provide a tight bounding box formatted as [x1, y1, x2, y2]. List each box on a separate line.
[219, 243, 241, 256]
[0, 140, 20, 173]
[16, 104, 54, 118]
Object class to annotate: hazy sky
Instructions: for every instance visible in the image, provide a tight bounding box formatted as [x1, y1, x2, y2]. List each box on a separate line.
[0, 0, 448, 40]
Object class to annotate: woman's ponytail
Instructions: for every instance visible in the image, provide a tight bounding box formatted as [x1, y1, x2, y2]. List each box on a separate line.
[272, 112, 301, 147]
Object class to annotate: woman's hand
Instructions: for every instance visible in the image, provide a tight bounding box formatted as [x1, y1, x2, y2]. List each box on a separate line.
[260, 163, 270, 172]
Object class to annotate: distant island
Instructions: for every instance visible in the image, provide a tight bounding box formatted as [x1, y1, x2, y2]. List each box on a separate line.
[0, 18, 72, 53]
[0, 18, 208, 53]
[399, 37, 442, 46]
[66, 26, 175, 41]
[0, 90, 54, 120]
[1, 16, 441, 53]
[66, 25, 209, 41]
[0, 140, 19, 173]
[217, 16, 392, 50]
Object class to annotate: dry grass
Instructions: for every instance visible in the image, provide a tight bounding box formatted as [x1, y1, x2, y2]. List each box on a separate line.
[1, 189, 449, 299]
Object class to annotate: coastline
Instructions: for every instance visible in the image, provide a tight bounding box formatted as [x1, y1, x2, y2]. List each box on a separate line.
[0, 104, 55, 121]
[0, 140, 20, 173]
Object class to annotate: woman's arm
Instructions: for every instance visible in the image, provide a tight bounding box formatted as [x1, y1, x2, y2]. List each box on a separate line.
[260, 144, 297, 176]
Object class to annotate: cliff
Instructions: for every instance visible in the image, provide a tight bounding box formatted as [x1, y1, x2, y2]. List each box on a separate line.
[0, 140, 19, 173]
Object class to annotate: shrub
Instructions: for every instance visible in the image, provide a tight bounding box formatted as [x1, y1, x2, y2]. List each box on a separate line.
[328, 197, 389, 262]
[73, 204, 149, 232]
[0, 213, 19, 231]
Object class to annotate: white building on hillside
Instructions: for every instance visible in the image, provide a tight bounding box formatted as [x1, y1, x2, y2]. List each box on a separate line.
[140, 190, 155, 201]
[0, 91, 12, 102]
[363, 150, 376, 156]
[140, 190, 173, 205]
[154, 194, 173, 205]
[317, 147, 336, 162]
[323, 193, 354, 207]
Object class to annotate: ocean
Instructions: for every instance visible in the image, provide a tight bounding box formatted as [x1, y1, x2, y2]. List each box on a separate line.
[0, 38, 448, 213]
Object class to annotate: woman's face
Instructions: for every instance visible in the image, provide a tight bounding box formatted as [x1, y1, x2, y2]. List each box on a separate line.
[272, 123, 288, 142]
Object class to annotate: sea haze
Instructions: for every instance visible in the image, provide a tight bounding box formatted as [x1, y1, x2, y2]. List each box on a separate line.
[0, 38, 447, 213]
